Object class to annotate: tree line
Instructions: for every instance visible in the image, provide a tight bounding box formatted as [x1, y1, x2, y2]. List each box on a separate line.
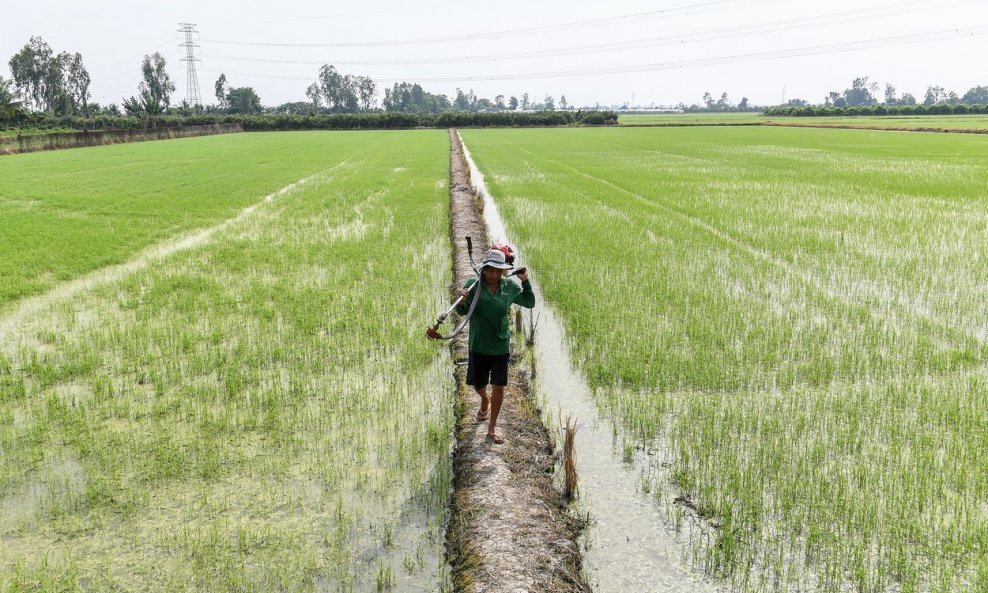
[4, 37, 91, 117]
[644, 77, 988, 114]
[770, 77, 988, 112]
[1, 37, 581, 127]
[764, 102, 988, 117]
[1, 110, 617, 133]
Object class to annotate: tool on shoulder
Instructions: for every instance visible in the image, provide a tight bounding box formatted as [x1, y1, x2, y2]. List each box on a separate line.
[426, 236, 525, 340]
[491, 242, 527, 278]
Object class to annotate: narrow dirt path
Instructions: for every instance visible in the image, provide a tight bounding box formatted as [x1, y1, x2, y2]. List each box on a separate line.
[444, 129, 590, 593]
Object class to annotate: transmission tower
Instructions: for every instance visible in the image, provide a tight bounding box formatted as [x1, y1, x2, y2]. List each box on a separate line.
[178, 23, 202, 106]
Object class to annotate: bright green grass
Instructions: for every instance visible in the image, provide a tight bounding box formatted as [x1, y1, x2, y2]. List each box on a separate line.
[0, 132, 376, 308]
[620, 112, 988, 130]
[619, 113, 766, 125]
[460, 126, 987, 592]
[769, 114, 988, 130]
[0, 130, 454, 592]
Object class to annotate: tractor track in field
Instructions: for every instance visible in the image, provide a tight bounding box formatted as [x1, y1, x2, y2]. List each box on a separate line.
[501, 139, 984, 352]
[0, 165, 345, 359]
[444, 128, 590, 593]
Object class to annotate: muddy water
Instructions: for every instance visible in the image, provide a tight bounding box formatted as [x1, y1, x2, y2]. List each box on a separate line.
[459, 133, 727, 593]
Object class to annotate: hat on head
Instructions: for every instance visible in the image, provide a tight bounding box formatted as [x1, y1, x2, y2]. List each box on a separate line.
[480, 248, 512, 270]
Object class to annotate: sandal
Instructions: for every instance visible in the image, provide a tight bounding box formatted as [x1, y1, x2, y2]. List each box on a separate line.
[476, 410, 490, 422]
[485, 433, 505, 444]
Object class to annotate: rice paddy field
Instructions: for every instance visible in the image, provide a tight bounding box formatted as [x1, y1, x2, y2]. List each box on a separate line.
[0, 131, 455, 592]
[619, 112, 988, 130]
[619, 113, 766, 125]
[460, 126, 987, 592]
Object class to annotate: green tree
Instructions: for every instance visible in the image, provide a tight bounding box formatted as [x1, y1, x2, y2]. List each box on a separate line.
[316, 65, 362, 112]
[559, 95, 568, 110]
[453, 88, 470, 111]
[8, 36, 53, 112]
[716, 92, 731, 111]
[305, 82, 321, 109]
[43, 51, 70, 115]
[494, 94, 505, 110]
[508, 96, 518, 110]
[0, 75, 24, 120]
[8, 38, 90, 116]
[520, 92, 530, 110]
[121, 89, 164, 127]
[140, 52, 176, 107]
[544, 95, 555, 110]
[703, 91, 714, 109]
[843, 77, 878, 106]
[738, 97, 749, 110]
[962, 85, 988, 104]
[356, 76, 376, 110]
[227, 87, 262, 114]
[899, 92, 917, 106]
[66, 52, 91, 116]
[272, 101, 316, 114]
[317, 65, 342, 110]
[215, 73, 230, 108]
[382, 82, 449, 114]
[924, 85, 947, 105]
[884, 83, 897, 105]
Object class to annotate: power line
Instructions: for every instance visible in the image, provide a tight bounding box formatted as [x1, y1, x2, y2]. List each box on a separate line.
[200, 0, 762, 48]
[202, 0, 975, 68]
[197, 25, 988, 85]
[212, 0, 462, 27]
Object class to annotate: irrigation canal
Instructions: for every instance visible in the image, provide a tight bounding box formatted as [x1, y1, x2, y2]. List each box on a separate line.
[460, 133, 728, 593]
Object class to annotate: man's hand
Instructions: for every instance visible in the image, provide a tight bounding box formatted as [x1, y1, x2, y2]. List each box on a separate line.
[516, 269, 529, 282]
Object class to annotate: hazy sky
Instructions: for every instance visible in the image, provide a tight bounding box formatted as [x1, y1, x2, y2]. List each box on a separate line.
[4, 0, 987, 108]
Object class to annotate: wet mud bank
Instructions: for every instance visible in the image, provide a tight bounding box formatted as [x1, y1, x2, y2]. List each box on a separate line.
[444, 128, 590, 593]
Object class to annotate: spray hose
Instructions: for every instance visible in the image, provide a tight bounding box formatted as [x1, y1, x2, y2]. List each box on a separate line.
[426, 279, 482, 341]
[426, 236, 526, 341]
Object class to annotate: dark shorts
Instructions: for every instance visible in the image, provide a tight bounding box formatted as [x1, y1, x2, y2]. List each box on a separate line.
[466, 352, 509, 389]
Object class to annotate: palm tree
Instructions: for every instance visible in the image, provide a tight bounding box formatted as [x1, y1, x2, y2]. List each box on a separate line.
[121, 90, 164, 128]
[0, 76, 25, 121]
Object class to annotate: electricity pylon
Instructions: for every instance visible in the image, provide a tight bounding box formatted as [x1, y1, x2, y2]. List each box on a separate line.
[179, 23, 202, 106]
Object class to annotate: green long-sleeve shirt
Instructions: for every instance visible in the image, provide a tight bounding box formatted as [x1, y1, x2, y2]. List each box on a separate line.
[456, 276, 536, 355]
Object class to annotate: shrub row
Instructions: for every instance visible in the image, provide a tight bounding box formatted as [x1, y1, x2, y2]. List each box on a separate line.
[763, 104, 988, 117]
[0, 110, 618, 132]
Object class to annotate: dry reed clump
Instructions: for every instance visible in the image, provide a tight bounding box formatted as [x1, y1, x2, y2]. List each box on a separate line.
[562, 415, 578, 501]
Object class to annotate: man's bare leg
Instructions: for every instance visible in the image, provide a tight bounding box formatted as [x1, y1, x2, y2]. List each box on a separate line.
[487, 384, 505, 442]
[475, 385, 490, 421]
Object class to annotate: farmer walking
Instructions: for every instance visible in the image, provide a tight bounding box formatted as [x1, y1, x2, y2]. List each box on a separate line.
[457, 248, 534, 444]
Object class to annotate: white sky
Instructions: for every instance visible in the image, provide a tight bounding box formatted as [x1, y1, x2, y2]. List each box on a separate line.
[4, 0, 987, 108]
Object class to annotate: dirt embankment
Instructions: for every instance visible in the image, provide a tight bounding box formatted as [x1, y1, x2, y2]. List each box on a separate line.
[444, 129, 590, 593]
[0, 123, 243, 155]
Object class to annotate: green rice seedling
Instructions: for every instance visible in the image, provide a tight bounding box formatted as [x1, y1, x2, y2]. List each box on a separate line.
[461, 126, 988, 592]
[0, 130, 454, 592]
[0, 132, 372, 308]
[618, 112, 988, 130]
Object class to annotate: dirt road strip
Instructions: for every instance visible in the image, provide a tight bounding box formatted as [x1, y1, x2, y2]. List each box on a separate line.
[444, 128, 590, 593]
[0, 164, 346, 358]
